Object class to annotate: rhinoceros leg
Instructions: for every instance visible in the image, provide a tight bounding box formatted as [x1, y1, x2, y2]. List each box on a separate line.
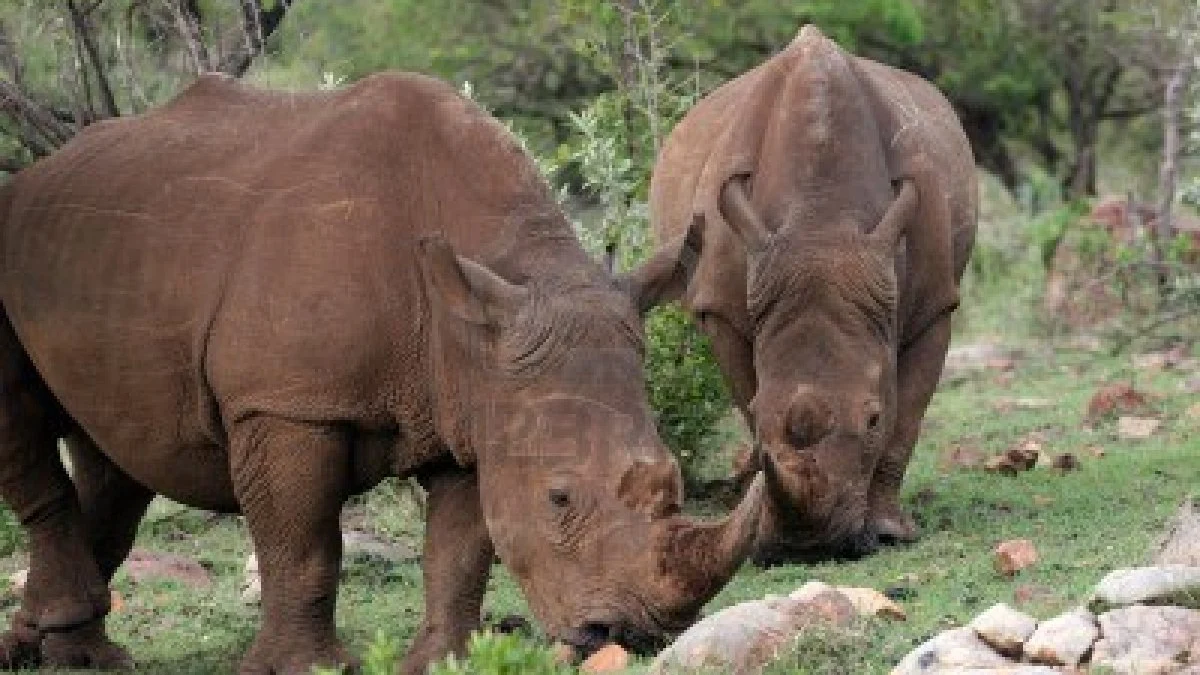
[37, 431, 154, 669]
[401, 467, 493, 675]
[0, 320, 115, 668]
[868, 315, 953, 544]
[230, 417, 356, 675]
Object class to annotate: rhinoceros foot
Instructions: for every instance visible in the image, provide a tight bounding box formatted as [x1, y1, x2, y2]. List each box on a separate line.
[0, 609, 41, 669]
[40, 619, 133, 670]
[239, 630, 359, 675]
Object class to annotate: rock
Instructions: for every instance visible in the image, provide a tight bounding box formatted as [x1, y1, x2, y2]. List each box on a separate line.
[241, 553, 261, 605]
[890, 627, 1014, 674]
[342, 529, 418, 564]
[1022, 609, 1098, 667]
[941, 343, 1024, 385]
[940, 443, 988, 471]
[1086, 382, 1153, 422]
[1090, 565, 1200, 611]
[651, 587, 853, 674]
[968, 603, 1037, 657]
[1117, 416, 1161, 439]
[109, 589, 125, 613]
[993, 540, 1038, 577]
[984, 442, 1039, 476]
[836, 586, 907, 620]
[8, 568, 27, 594]
[123, 549, 212, 589]
[1152, 497, 1200, 566]
[1092, 605, 1200, 674]
[1049, 453, 1080, 472]
[581, 644, 629, 673]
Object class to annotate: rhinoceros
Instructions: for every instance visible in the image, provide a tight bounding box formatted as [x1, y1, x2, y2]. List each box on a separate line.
[0, 72, 765, 674]
[647, 26, 977, 563]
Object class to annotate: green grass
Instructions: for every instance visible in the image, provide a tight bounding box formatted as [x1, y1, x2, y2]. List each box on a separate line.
[0, 341, 1196, 674]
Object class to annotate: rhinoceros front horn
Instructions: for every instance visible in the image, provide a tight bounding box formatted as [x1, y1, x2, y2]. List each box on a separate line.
[656, 472, 765, 611]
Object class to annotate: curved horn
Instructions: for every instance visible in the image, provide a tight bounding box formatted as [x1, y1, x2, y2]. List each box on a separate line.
[872, 179, 919, 250]
[719, 177, 770, 252]
[656, 473, 765, 609]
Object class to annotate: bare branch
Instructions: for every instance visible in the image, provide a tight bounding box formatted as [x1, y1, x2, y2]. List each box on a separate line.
[218, 0, 295, 77]
[66, 0, 120, 119]
[0, 78, 74, 149]
[169, 0, 213, 73]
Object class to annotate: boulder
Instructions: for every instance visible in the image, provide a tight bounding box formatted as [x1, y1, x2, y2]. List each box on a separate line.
[890, 627, 1014, 674]
[1091, 605, 1200, 674]
[1090, 565, 1200, 611]
[968, 603, 1037, 657]
[1022, 609, 1097, 667]
[1151, 497, 1200, 566]
[581, 644, 629, 673]
[651, 585, 856, 674]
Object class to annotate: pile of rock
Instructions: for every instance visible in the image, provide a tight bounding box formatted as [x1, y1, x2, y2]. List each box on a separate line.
[894, 498, 1200, 674]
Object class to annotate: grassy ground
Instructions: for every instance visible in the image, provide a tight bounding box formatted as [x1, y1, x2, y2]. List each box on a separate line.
[0, 336, 1195, 674]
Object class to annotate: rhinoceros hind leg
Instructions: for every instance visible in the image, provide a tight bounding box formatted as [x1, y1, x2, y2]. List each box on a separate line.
[401, 467, 493, 675]
[40, 618, 134, 670]
[0, 315, 111, 667]
[867, 316, 953, 545]
[230, 417, 358, 675]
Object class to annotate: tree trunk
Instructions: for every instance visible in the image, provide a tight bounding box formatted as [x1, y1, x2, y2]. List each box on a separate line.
[1156, 58, 1192, 247]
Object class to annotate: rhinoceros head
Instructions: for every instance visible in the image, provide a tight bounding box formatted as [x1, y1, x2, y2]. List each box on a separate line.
[716, 176, 920, 563]
[417, 232, 764, 655]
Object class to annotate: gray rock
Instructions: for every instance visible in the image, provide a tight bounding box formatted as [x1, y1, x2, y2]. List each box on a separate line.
[968, 603, 1037, 657]
[651, 586, 856, 674]
[1152, 497, 1200, 567]
[1022, 608, 1097, 667]
[890, 627, 1013, 674]
[1090, 565, 1200, 611]
[1092, 605, 1200, 674]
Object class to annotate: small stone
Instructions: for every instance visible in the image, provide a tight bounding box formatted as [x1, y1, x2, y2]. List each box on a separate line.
[9, 568, 27, 594]
[1152, 497, 1200, 566]
[1117, 416, 1161, 439]
[123, 549, 212, 589]
[837, 586, 907, 620]
[890, 627, 1013, 674]
[993, 540, 1038, 577]
[1050, 453, 1080, 472]
[1091, 605, 1200, 674]
[1023, 609, 1098, 667]
[1090, 565, 1200, 611]
[241, 553, 261, 605]
[109, 589, 125, 613]
[581, 644, 628, 673]
[968, 603, 1037, 657]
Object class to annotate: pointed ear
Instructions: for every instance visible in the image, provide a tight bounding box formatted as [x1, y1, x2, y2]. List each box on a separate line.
[418, 236, 528, 325]
[719, 175, 770, 252]
[872, 178, 919, 252]
[619, 214, 704, 314]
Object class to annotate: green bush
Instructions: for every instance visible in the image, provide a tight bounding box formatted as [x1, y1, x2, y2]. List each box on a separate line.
[429, 631, 572, 675]
[643, 304, 731, 478]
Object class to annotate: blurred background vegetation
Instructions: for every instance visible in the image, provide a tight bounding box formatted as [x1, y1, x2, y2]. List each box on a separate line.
[1, 0, 1197, 484]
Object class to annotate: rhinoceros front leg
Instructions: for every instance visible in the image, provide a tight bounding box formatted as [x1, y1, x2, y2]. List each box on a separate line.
[230, 417, 356, 675]
[0, 325, 126, 670]
[868, 315, 952, 544]
[401, 467, 493, 675]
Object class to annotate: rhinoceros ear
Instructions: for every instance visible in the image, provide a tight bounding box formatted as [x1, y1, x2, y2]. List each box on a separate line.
[719, 176, 770, 253]
[418, 236, 528, 325]
[619, 214, 704, 315]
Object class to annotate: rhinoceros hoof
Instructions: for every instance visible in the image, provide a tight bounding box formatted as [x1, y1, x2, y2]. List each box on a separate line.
[40, 620, 133, 671]
[239, 636, 359, 675]
[0, 610, 42, 669]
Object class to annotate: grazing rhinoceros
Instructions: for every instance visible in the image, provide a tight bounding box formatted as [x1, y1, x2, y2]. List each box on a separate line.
[646, 26, 977, 564]
[0, 72, 765, 674]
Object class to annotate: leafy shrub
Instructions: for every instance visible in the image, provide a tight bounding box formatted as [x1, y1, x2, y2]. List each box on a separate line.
[429, 631, 572, 675]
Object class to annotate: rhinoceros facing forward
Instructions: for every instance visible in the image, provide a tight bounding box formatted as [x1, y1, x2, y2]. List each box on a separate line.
[649, 26, 978, 564]
[0, 72, 764, 674]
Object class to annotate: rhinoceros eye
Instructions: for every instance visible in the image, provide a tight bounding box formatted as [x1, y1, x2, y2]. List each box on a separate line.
[548, 488, 571, 509]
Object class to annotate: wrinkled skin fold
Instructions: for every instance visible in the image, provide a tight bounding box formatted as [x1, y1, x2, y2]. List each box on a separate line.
[644, 25, 978, 563]
[0, 72, 764, 675]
